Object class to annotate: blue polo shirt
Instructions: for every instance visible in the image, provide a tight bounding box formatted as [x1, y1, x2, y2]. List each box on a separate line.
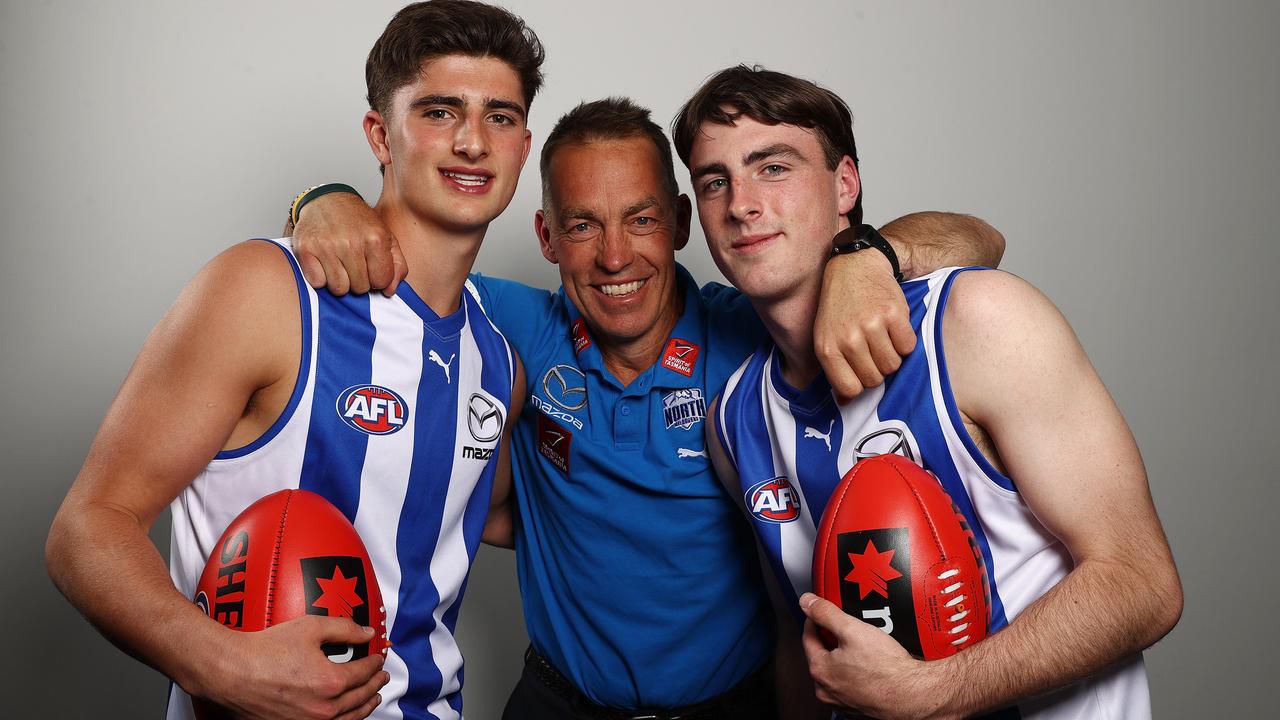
[469, 265, 771, 708]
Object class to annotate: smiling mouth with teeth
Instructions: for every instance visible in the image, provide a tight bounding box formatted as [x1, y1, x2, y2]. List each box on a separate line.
[599, 279, 646, 297]
[441, 170, 491, 187]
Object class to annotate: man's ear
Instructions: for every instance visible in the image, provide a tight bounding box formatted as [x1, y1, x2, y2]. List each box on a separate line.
[519, 128, 532, 169]
[673, 194, 692, 251]
[835, 155, 860, 217]
[535, 209, 558, 264]
[364, 110, 392, 168]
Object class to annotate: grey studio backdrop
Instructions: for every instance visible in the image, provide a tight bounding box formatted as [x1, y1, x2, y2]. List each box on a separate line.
[1, 0, 1275, 717]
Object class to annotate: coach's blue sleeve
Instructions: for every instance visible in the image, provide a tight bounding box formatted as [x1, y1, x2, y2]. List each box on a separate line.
[467, 273, 556, 360]
[701, 281, 767, 348]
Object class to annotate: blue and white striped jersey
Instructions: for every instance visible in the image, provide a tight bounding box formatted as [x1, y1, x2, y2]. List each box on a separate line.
[715, 267, 1150, 720]
[167, 239, 515, 720]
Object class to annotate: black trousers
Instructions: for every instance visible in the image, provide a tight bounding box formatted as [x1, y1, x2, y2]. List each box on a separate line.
[501, 650, 778, 720]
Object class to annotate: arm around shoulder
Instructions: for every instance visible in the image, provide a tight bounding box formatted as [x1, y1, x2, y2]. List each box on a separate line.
[880, 211, 1005, 275]
[813, 211, 1004, 401]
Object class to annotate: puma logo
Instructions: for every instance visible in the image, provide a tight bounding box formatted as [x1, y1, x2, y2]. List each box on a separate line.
[677, 448, 707, 459]
[428, 350, 455, 384]
[804, 419, 835, 452]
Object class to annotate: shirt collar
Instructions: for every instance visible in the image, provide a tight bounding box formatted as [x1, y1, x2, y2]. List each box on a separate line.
[558, 263, 708, 390]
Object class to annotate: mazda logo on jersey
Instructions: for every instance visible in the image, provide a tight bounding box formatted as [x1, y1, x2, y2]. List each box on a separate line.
[853, 424, 918, 462]
[836, 528, 922, 657]
[336, 385, 409, 435]
[467, 393, 504, 442]
[301, 556, 371, 662]
[542, 364, 587, 411]
[744, 476, 801, 523]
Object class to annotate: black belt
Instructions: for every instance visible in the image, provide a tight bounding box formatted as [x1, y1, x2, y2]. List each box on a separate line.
[522, 646, 774, 720]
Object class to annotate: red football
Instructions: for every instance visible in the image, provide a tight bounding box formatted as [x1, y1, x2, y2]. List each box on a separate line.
[193, 488, 388, 664]
[812, 454, 989, 660]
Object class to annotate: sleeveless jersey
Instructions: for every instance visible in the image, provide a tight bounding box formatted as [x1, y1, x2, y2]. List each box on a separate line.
[166, 239, 515, 720]
[715, 267, 1151, 720]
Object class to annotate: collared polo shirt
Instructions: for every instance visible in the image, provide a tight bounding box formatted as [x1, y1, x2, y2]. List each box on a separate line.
[469, 265, 771, 708]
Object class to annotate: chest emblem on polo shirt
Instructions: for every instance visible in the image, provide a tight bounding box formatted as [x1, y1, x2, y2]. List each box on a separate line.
[542, 364, 587, 411]
[336, 384, 409, 436]
[537, 414, 572, 473]
[571, 318, 592, 354]
[663, 388, 706, 430]
[661, 338, 700, 377]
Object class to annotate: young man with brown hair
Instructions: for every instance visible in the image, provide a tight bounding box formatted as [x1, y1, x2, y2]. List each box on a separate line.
[46, 2, 540, 718]
[682, 65, 1182, 719]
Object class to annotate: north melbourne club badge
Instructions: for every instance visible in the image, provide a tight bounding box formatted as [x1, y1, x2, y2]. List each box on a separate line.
[663, 388, 706, 430]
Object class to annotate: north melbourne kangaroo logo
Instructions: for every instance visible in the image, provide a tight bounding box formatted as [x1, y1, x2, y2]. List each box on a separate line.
[428, 350, 455, 384]
[804, 419, 835, 452]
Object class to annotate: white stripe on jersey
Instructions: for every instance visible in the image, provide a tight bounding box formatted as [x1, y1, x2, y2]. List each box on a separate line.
[353, 295, 426, 720]
[760, 361, 818, 598]
[423, 316, 490, 720]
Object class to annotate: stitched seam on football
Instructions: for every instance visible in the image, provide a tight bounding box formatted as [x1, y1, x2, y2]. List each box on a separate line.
[894, 460, 946, 558]
[266, 490, 292, 627]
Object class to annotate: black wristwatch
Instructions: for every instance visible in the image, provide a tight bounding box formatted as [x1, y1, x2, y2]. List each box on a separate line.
[831, 224, 904, 283]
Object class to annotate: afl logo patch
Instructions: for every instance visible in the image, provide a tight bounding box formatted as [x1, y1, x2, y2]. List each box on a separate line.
[336, 385, 409, 435]
[744, 476, 801, 524]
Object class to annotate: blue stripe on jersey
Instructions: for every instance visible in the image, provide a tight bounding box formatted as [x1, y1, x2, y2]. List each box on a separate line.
[215, 239, 314, 460]
[719, 356, 804, 615]
[934, 270, 1017, 492]
[464, 291, 512, 553]
[298, 292, 375, 522]
[877, 269, 1012, 632]
[767, 357, 846, 534]
[396, 332, 460, 720]
[439, 297, 512, 695]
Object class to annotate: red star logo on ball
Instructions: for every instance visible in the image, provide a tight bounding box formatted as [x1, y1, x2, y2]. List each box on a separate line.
[844, 539, 903, 599]
[312, 567, 364, 618]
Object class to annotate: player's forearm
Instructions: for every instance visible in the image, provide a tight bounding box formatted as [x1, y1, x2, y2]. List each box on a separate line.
[46, 498, 235, 699]
[921, 556, 1182, 718]
[879, 211, 1005, 278]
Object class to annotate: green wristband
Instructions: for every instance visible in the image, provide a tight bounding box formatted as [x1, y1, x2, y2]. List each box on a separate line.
[290, 183, 362, 225]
